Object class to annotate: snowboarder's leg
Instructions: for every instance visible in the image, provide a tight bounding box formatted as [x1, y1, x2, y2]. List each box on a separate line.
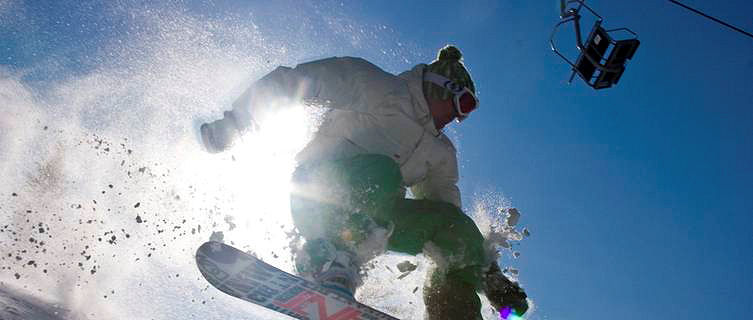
[384, 198, 488, 319]
[290, 154, 527, 317]
[293, 238, 360, 298]
[290, 154, 403, 242]
[289, 154, 403, 297]
[424, 267, 483, 320]
[385, 199, 529, 318]
[289, 164, 360, 297]
[423, 260, 529, 319]
[386, 199, 487, 284]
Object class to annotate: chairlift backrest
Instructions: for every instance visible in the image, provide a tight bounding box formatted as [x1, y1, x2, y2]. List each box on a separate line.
[574, 22, 611, 83]
[595, 38, 640, 88]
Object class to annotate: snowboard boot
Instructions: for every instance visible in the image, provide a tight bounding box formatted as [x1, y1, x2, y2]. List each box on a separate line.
[200, 111, 240, 153]
[295, 238, 359, 299]
[483, 262, 528, 318]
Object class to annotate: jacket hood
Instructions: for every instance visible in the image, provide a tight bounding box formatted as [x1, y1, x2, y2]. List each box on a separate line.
[398, 64, 440, 137]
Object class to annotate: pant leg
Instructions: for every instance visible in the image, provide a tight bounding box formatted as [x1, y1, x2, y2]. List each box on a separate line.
[385, 199, 488, 320]
[290, 154, 488, 319]
[289, 154, 404, 247]
[334, 155, 489, 319]
[290, 153, 487, 283]
[424, 269, 483, 320]
[386, 199, 487, 286]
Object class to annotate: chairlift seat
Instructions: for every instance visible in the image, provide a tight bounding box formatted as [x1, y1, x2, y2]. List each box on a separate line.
[550, 0, 640, 90]
[572, 23, 641, 89]
[594, 38, 640, 88]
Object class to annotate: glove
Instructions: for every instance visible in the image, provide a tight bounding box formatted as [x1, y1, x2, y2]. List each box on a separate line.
[200, 111, 241, 153]
[483, 261, 529, 318]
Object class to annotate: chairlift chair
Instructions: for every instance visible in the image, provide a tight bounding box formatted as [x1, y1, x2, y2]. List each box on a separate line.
[551, 0, 640, 89]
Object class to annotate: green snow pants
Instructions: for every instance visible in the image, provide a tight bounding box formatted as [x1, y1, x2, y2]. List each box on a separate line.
[290, 154, 487, 319]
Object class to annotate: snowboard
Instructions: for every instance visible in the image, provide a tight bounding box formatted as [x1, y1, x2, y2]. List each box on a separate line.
[195, 241, 399, 320]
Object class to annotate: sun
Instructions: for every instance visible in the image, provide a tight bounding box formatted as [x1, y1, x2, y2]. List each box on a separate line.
[186, 103, 319, 271]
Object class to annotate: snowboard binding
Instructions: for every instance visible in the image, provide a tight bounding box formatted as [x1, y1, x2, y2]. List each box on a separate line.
[550, 0, 640, 89]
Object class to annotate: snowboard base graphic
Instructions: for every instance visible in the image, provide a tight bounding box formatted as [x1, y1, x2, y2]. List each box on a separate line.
[195, 241, 399, 320]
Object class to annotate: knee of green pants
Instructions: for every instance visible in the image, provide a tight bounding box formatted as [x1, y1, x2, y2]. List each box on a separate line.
[387, 199, 487, 287]
[337, 154, 403, 224]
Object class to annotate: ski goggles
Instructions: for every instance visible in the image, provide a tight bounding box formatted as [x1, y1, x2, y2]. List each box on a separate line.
[424, 71, 479, 121]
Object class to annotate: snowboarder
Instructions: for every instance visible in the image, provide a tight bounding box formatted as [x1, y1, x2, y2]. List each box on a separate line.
[200, 45, 528, 319]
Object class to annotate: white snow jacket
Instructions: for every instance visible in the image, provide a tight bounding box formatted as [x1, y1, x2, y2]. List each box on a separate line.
[231, 57, 461, 207]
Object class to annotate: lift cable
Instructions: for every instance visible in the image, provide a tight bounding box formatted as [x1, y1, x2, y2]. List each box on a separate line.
[668, 0, 753, 40]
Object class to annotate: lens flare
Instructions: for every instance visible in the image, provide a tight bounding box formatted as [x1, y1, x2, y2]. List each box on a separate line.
[499, 306, 524, 320]
[499, 306, 511, 319]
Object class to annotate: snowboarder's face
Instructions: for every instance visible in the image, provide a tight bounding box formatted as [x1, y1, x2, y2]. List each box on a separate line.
[427, 97, 457, 130]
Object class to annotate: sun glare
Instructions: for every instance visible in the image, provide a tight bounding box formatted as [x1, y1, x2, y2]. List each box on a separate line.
[229, 105, 311, 213]
[185, 103, 317, 271]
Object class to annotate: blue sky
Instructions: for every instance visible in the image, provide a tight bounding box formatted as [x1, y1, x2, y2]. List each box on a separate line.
[2, 1, 751, 319]
[349, 1, 753, 318]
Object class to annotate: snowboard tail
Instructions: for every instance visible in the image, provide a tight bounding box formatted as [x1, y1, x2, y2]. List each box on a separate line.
[195, 241, 398, 320]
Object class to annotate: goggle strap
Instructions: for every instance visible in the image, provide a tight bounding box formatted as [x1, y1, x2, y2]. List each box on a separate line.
[424, 72, 463, 93]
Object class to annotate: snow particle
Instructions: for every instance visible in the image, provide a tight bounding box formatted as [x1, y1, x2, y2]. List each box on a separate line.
[397, 261, 417, 273]
[506, 208, 520, 227]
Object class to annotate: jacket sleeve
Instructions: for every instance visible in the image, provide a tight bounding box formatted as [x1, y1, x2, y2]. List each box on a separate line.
[409, 136, 462, 208]
[229, 57, 400, 132]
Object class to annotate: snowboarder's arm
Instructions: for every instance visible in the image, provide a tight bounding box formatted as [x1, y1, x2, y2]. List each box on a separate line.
[229, 57, 399, 132]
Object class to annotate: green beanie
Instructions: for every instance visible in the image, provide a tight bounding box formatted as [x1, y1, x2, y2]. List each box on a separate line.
[423, 45, 476, 101]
